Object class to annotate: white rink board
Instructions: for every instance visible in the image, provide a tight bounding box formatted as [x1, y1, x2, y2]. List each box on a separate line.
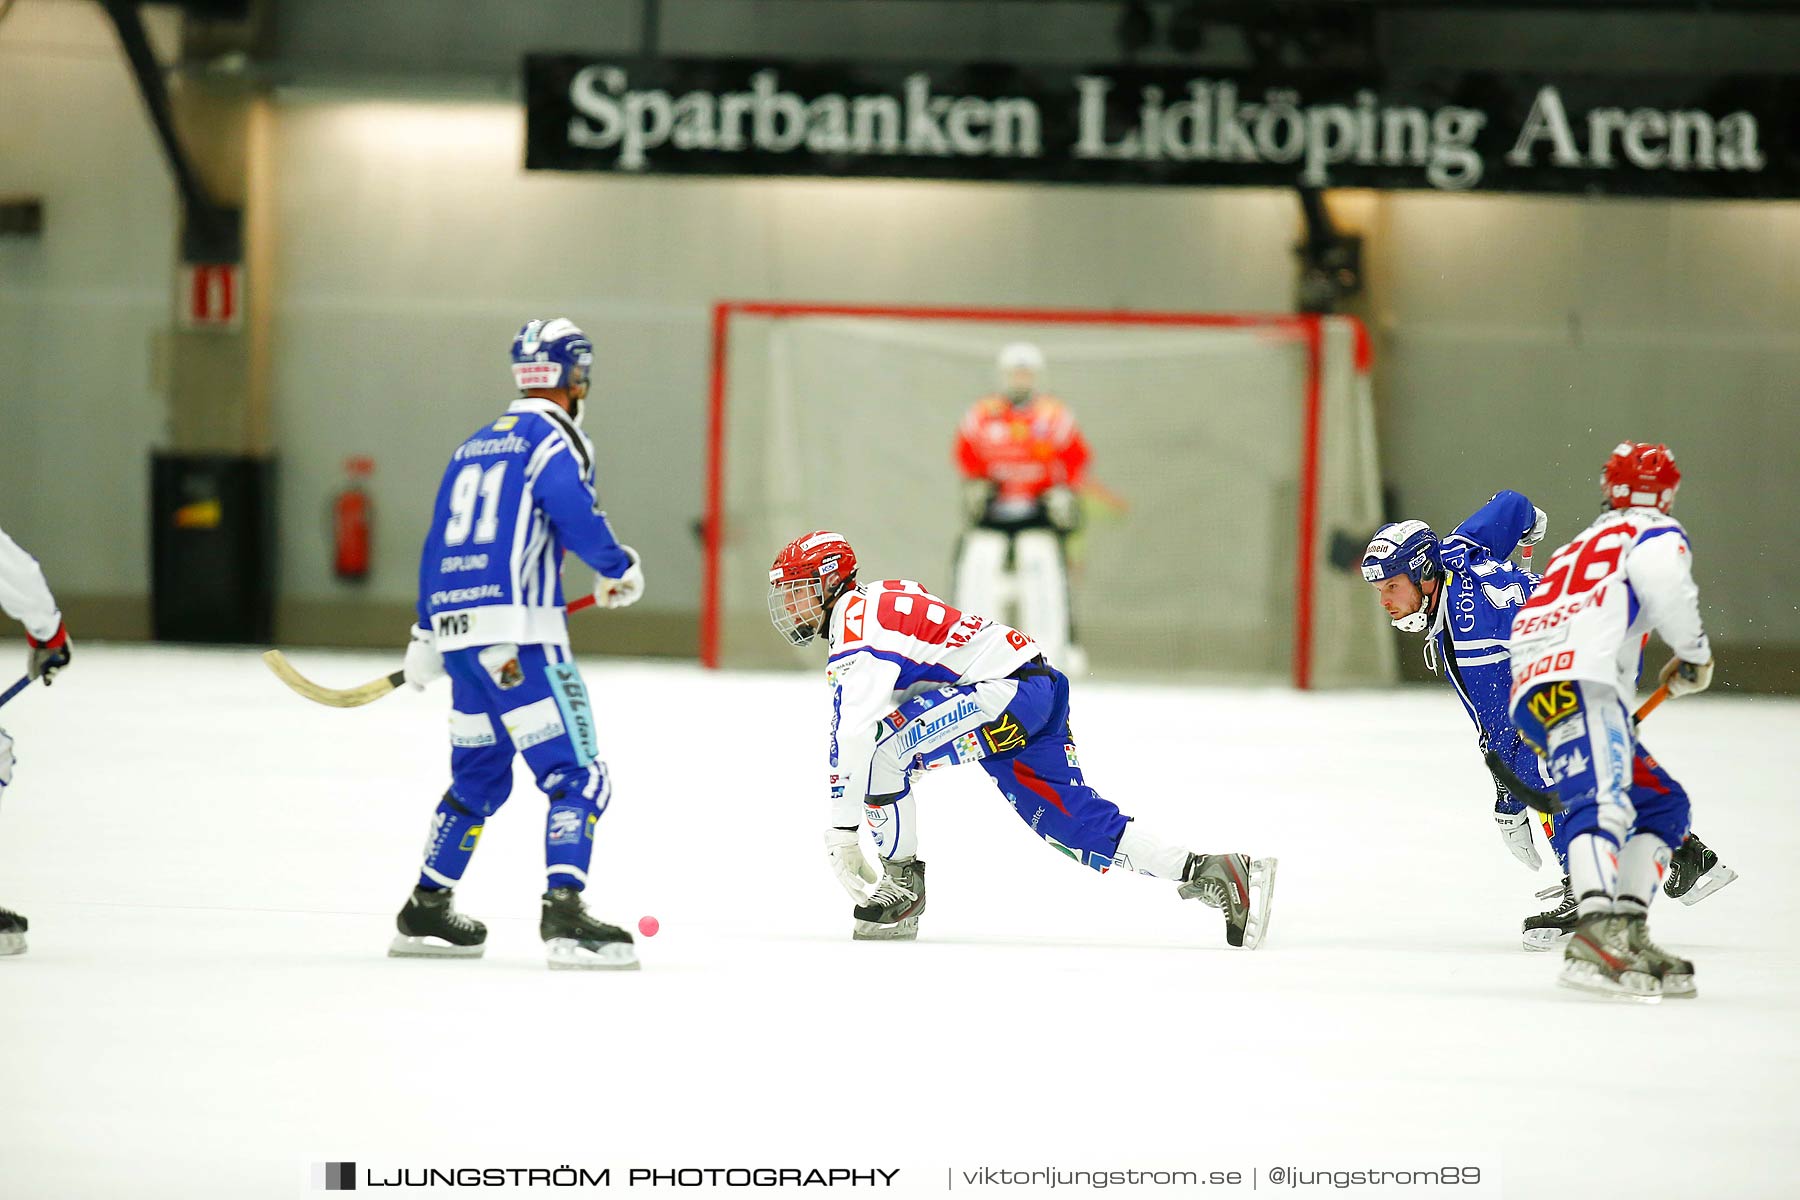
[0, 644, 1795, 1198]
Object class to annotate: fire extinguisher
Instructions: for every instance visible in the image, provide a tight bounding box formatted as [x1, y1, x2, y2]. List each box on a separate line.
[333, 456, 374, 581]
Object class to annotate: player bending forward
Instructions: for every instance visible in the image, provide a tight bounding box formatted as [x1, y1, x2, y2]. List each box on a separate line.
[0, 523, 74, 956]
[1508, 443, 1713, 1001]
[393, 318, 645, 970]
[769, 530, 1275, 946]
[1362, 492, 1733, 950]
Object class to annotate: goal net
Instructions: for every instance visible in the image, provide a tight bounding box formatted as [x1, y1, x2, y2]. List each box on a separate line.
[703, 302, 1394, 688]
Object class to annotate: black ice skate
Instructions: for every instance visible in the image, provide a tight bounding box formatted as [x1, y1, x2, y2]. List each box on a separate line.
[852, 857, 926, 941]
[1178, 853, 1277, 949]
[1522, 877, 1579, 951]
[1663, 833, 1738, 906]
[1622, 913, 1696, 999]
[389, 886, 487, 958]
[0, 907, 27, 957]
[1558, 913, 1661, 1003]
[540, 886, 638, 970]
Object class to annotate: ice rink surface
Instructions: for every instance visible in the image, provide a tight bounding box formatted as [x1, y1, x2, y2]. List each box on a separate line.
[0, 643, 1795, 1199]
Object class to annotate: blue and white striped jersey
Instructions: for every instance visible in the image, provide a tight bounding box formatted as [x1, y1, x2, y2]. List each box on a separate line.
[1427, 490, 1543, 762]
[417, 398, 632, 652]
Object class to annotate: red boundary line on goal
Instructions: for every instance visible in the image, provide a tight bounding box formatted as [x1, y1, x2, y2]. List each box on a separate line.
[702, 300, 1341, 689]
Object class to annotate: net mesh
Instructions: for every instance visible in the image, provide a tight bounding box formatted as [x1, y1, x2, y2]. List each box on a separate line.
[712, 309, 1393, 686]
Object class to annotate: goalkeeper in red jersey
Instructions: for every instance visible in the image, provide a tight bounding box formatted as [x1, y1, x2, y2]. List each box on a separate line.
[953, 343, 1090, 671]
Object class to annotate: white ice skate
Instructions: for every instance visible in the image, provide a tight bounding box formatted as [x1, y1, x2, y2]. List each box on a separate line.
[853, 857, 926, 941]
[1623, 915, 1696, 999]
[1178, 854, 1277, 949]
[1558, 914, 1661, 1003]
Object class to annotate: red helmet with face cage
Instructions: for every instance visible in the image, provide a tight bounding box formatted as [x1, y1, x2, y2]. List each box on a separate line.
[769, 531, 859, 646]
[1602, 442, 1681, 513]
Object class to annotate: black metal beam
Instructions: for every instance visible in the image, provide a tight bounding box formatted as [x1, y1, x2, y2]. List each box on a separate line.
[778, 0, 1800, 11]
[98, 0, 241, 262]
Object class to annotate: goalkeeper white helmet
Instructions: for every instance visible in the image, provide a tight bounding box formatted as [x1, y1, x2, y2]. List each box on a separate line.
[997, 342, 1045, 402]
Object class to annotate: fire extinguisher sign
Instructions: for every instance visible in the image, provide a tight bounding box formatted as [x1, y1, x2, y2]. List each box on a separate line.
[181, 263, 242, 330]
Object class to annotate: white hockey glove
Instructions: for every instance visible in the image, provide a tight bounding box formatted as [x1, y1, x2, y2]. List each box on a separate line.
[1659, 655, 1714, 698]
[1043, 485, 1079, 533]
[824, 826, 876, 901]
[402, 624, 447, 692]
[1495, 808, 1542, 871]
[1522, 506, 1549, 548]
[594, 546, 644, 610]
[0, 727, 14, 794]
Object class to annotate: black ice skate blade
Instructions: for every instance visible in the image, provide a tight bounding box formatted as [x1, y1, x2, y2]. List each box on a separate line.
[852, 919, 919, 941]
[0, 933, 27, 957]
[388, 935, 485, 959]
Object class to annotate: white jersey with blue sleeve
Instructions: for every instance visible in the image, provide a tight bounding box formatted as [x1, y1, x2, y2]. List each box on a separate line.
[0, 523, 61, 642]
[1509, 507, 1710, 706]
[417, 398, 633, 652]
[823, 579, 1039, 825]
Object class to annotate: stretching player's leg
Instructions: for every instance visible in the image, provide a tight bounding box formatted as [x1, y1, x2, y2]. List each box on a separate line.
[505, 645, 635, 970]
[865, 668, 1275, 946]
[978, 730, 1274, 948]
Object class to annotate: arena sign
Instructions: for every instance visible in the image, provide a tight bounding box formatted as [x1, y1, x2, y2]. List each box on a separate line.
[523, 57, 1798, 198]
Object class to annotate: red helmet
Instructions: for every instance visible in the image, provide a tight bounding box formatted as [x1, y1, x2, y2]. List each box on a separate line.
[1602, 442, 1681, 513]
[769, 531, 858, 646]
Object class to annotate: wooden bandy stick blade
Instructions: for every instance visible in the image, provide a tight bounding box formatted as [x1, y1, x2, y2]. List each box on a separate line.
[262, 650, 405, 709]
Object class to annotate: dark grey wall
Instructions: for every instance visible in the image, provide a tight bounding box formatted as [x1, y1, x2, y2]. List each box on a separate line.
[259, 0, 1800, 81]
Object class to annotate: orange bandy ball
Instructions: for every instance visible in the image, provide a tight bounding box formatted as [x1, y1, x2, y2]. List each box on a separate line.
[637, 915, 659, 937]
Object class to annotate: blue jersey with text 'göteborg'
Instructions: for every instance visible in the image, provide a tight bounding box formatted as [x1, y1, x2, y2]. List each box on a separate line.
[417, 398, 631, 653]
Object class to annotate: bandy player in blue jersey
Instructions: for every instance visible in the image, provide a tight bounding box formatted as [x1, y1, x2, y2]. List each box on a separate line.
[1363, 486, 1733, 953]
[392, 318, 646, 969]
[767, 530, 1275, 947]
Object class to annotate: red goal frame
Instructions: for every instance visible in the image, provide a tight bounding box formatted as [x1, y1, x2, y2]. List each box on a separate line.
[702, 300, 1356, 689]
